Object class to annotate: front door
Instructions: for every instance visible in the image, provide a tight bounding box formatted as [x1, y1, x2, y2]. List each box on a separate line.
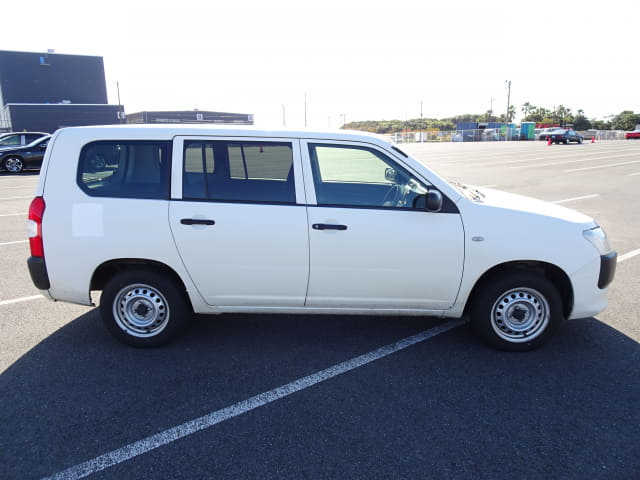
[303, 141, 464, 310]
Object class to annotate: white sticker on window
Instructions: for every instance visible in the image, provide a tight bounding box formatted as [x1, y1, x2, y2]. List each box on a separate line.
[72, 204, 104, 237]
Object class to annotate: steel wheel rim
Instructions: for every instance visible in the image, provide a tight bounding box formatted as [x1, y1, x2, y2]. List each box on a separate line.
[490, 287, 550, 343]
[5, 157, 22, 172]
[113, 283, 170, 338]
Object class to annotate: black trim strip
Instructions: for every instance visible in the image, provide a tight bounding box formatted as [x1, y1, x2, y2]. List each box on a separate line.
[27, 256, 50, 290]
[598, 251, 617, 289]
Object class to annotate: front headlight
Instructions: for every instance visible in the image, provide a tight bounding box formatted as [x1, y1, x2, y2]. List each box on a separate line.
[583, 226, 612, 255]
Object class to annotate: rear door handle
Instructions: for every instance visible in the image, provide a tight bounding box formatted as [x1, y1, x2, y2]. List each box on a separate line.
[181, 218, 215, 226]
[312, 223, 347, 231]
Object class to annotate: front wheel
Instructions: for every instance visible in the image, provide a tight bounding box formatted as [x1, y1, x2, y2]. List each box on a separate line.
[470, 271, 563, 351]
[3, 156, 24, 173]
[100, 268, 192, 347]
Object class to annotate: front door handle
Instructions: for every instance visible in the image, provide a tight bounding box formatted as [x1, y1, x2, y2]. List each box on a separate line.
[312, 223, 347, 231]
[181, 218, 215, 226]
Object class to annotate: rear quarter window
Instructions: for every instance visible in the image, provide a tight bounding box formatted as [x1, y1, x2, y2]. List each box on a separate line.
[77, 141, 172, 199]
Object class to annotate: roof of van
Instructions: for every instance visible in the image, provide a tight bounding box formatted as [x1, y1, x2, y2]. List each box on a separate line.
[54, 124, 390, 145]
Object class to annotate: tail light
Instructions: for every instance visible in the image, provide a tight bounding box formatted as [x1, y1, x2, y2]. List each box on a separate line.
[27, 196, 46, 257]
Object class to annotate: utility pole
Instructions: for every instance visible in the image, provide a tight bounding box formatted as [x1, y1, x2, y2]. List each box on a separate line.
[505, 80, 511, 124]
[304, 93, 307, 128]
[282, 104, 286, 127]
[489, 97, 495, 122]
[420, 100, 424, 142]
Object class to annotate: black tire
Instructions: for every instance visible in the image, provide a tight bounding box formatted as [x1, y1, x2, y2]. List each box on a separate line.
[3, 156, 24, 173]
[564, 139, 569, 145]
[470, 271, 563, 351]
[100, 268, 192, 347]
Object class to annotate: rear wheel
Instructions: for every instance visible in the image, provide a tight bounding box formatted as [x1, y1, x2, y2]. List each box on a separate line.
[3, 156, 24, 173]
[100, 268, 192, 347]
[470, 271, 563, 351]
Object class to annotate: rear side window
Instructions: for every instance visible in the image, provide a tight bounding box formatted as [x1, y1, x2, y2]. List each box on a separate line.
[78, 141, 172, 199]
[182, 140, 295, 204]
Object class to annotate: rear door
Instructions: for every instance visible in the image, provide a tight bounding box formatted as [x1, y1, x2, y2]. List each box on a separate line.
[301, 140, 464, 310]
[169, 136, 309, 307]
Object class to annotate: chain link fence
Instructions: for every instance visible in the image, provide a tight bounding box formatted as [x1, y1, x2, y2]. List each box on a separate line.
[389, 129, 627, 143]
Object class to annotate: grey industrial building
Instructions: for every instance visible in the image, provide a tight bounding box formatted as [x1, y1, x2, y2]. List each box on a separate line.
[0, 49, 253, 133]
[0, 50, 124, 133]
[126, 110, 253, 125]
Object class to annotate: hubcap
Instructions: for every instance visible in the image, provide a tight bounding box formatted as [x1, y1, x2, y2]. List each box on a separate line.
[490, 287, 550, 343]
[113, 284, 170, 338]
[5, 158, 22, 173]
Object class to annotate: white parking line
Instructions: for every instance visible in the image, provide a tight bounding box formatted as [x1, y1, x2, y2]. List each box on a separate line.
[552, 194, 600, 204]
[0, 212, 26, 217]
[629, 173, 640, 177]
[0, 196, 32, 201]
[0, 295, 43, 307]
[42, 318, 465, 480]
[510, 152, 640, 170]
[0, 240, 28, 246]
[618, 248, 640, 263]
[566, 160, 640, 173]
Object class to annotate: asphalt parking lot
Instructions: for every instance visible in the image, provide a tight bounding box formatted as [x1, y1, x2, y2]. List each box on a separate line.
[1, 140, 638, 480]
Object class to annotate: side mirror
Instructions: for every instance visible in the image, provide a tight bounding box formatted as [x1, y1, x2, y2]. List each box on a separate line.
[413, 190, 443, 212]
[385, 167, 398, 183]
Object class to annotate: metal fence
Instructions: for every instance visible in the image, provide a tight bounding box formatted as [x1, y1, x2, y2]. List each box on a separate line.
[389, 130, 627, 143]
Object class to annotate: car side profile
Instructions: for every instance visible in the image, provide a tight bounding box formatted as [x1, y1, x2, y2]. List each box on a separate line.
[548, 129, 584, 144]
[0, 135, 51, 173]
[27, 125, 616, 351]
[625, 129, 640, 139]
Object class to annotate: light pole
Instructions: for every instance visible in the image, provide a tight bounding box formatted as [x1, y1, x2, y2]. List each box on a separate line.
[505, 80, 511, 124]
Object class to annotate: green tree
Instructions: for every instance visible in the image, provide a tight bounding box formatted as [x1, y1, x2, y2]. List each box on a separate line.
[572, 110, 592, 131]
[521, 102, 535, 118]
[611, 111, 640, 131]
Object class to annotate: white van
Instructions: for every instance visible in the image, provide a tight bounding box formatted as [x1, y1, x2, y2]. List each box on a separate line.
[27, 125, 616, 350]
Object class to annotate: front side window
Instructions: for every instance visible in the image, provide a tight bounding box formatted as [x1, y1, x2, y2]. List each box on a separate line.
[182, 141, 295, 204]
[308, 143, 428, 209]
[78, 141, 171, 199]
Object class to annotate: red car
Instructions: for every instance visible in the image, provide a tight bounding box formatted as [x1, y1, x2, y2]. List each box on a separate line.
[625, 130, 640, 139]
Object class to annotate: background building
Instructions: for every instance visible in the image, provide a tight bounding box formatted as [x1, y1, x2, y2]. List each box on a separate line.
[0, 49, 124, 133]
[126, 110, 253, 125]
[0, 49, 254, 133]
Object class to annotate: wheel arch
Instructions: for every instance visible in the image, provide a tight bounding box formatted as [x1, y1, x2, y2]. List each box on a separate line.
[464, 261, 574, 318]
[90, 258, 193, 310]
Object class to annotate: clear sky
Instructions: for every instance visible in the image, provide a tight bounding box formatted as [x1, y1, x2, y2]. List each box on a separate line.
[3, 0, 638, 128]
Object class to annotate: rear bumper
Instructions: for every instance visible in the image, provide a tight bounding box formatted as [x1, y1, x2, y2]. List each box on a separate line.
[27, 256, 50, 290]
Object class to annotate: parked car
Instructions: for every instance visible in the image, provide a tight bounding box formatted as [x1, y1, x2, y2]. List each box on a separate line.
[0, 135, 50, 173]
[625, 130, 640, 139]
[538, 128, 564, 141]
[0, 132, 49, 148]
[27, 126, 616, 351]
[548, 129, 584, 144]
